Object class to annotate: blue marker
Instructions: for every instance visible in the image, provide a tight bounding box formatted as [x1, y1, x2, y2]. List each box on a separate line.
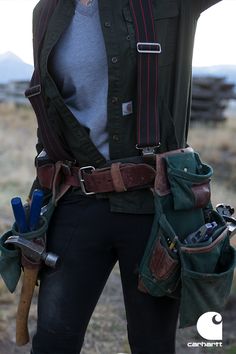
[29, 189, 44, 231]
[11, 197, 28, 233]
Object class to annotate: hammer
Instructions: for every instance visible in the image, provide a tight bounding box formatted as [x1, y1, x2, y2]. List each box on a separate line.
[5, 236, 60, 346]
[5, 236, 59, 268]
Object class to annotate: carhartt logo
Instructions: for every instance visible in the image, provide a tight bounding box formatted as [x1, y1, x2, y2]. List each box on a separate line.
[187, 312, 223, 348]
[197, 312, 223, 341]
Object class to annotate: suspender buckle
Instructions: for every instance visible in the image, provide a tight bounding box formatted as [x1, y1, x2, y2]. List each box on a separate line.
[136, 144, 161, 156]
[137, 42, 162, 54]
[78, 166, 96, 195]
[25, 84, 42, 98]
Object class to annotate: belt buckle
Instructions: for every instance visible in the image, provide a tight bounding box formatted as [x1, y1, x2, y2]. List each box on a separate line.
[137, 42, 162, 54]
[78, 166, 96, 195]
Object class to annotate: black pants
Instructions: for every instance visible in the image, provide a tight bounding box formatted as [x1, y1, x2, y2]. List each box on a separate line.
[32, 194, 179, 354]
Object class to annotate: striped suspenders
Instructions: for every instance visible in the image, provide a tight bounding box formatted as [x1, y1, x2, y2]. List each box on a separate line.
[129, 0, 162, 154]
[26, 0, 161, 160]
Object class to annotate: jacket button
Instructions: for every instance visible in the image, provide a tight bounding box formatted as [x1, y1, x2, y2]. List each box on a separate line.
[111, 96, 118, 104]
[112, 134, 120, 142]
[111, 56, 118, 64]
[104, 21, 111, 28]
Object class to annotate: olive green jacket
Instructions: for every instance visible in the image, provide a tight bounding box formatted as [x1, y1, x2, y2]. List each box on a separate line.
[31, 0, 221, 213]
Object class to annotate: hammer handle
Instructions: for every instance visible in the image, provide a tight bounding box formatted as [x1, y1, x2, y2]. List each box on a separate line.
[16, 267, 39, 346]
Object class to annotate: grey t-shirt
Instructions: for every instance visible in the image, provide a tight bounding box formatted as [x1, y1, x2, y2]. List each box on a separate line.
[50, 0, 109, 159]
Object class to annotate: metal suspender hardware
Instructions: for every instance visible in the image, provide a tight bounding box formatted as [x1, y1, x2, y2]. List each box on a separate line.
[136, 145, 160, 156]
[137, 42, 161, 54]
[25, 85, 41, 98]
[129, 0, 162, 155]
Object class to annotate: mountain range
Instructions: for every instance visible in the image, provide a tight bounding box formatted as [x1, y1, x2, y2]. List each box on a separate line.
[0, 51, 236, 88]
[0, 52, 33, 84]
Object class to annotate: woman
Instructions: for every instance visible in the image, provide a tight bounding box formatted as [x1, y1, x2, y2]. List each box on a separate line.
[27, 0, 221, 353]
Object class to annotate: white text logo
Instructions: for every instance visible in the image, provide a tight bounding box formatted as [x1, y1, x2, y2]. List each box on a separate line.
[187, 312, 223, 348]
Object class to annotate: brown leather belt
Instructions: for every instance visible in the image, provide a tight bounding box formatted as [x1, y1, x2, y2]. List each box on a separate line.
[37, 161, 156, 195]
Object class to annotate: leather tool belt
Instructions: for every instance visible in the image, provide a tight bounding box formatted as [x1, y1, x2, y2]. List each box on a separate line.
[37, 161, 156, 196]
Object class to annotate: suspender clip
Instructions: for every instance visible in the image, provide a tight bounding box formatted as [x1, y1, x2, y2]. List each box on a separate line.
[137, 42, 162, 54]
[25, 84, 41, 98]
[136, 144, 161, 156]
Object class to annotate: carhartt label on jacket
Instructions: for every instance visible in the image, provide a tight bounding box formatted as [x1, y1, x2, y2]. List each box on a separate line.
[122, 101, 133, 116]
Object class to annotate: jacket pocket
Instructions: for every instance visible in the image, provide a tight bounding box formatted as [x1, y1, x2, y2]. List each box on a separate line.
[123, 1, 179, 66]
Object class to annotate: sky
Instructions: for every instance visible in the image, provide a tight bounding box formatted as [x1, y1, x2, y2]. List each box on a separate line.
[0, 0, 235, 67]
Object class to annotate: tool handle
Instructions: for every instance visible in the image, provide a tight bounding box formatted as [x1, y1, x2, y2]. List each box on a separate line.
[29, 189, 44, 231]
[16, 267, 39, 346]
[11, 197, 28, 233]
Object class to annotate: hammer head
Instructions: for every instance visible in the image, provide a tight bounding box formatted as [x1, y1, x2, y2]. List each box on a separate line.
[5, 236, 60, 268]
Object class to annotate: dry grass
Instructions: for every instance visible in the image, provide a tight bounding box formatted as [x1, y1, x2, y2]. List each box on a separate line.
[0, 103, 37, 229]
[0, 103, 236, 354]
[190, 118, 236, 249]
[188, 117, 236, 195]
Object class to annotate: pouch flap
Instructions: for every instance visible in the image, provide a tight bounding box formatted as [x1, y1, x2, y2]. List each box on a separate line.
[165, 151, 198, 174]
[165, 152, 213, 180]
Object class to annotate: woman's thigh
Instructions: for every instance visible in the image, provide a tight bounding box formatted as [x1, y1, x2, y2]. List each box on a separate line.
[32, 195, 117, 354]
[115, 212, 179, 354]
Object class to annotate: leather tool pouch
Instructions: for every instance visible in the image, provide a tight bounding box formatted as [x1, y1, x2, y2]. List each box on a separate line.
[138, 147, 236, 327]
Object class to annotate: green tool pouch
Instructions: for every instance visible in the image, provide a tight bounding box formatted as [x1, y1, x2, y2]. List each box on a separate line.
[138, 147, 236, 327]
[0, 230, 21, 293]
[0, 200, 55, 293]
[179, 211, 235, 327]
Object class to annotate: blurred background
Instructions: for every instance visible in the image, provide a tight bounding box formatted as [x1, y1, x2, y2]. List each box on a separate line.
[0, 1, 236, 353]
